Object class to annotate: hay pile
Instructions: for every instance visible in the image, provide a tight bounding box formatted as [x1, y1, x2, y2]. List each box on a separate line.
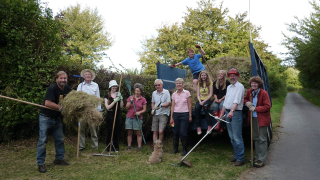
[62, 90, 103, 127]
[180, 56, 252, 107]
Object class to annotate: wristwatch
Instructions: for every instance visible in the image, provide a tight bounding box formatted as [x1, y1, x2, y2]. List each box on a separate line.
[231, 109, 235, 112]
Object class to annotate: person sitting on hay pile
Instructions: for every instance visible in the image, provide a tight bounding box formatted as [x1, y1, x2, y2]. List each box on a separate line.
[37, 71, 72, 173]
[195, 70, 214, 135]
[125, 83, 147, 152]
[104, 80, 124, 152]
[77, 69, 101, 151]
[171, 45, 206, 91]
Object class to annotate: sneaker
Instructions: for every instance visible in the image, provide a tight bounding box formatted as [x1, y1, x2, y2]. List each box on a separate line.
[126, 146, 132, 152]
[253, 160, 265, 168]
[53, 159, 70, 166]
[207, 126, 212, 134]
[234, 160, 245, 166]
[229, 157, 237, 162]
[38, 164, 47, 173]
[137, 147, 142, 152]
[250, 158, 258, 163]
[197, 127, 202, 135]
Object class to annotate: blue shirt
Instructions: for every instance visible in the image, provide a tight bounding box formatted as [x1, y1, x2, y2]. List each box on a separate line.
[252, 88, 260, 117]
[181, 54, 205, 74]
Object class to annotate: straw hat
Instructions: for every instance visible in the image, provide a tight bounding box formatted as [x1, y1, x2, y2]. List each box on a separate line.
[80, 69, 96, 80]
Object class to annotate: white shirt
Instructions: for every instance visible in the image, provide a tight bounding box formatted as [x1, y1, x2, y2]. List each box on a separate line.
[77, 81, 101, 109]
[151, 89, 171, 116]
[223, 81, 244, 110]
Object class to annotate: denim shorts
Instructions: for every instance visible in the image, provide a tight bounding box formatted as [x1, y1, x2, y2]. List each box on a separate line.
[125, 117, 143, 130]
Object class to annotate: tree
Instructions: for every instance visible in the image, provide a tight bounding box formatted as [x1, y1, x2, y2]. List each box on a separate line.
[61, 4, 113, 66]
[138, 0, 275, 75]
[0, 0, 65, 141]
[282, 0, 320, 88]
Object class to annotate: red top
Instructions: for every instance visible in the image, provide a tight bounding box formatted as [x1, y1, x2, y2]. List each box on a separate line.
[126, 96, 147, 119]
[244, 88, 271, 127]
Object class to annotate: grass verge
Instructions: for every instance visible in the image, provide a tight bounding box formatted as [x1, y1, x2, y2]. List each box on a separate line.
[1, 134, 255, 180]
[270, 91, 287, 130]
[298, 88, 320, 107]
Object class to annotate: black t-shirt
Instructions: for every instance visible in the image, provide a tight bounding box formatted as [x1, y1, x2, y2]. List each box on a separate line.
[40, 83, 72, 118]
[213, 80, 230, 99]
[104, 94, 121, 116]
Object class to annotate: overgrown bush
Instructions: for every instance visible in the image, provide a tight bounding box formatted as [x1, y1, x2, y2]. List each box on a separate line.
[0, 0, 65, 142]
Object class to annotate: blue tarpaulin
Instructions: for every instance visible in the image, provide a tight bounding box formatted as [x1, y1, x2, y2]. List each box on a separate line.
[156, 62, 187, 91]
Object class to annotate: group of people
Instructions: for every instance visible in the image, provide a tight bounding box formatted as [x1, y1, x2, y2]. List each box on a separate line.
[36, 45, 271, 173]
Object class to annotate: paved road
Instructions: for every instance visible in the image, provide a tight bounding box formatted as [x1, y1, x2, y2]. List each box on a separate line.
[239, 92, 320, 180]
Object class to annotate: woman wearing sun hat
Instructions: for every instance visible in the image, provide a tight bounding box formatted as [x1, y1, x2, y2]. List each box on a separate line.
[104, 80, 124, 152]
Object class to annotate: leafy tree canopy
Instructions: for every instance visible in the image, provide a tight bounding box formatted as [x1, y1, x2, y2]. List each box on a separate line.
[60, 4, 113, 66]
[282, 0, 320, 88]
[138, 0, 276, 75]
[0, 0, 65, 140]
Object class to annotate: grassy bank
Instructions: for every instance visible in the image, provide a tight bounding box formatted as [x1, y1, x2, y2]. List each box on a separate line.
[270, 92, 287, 130]
[298, 88, 320, 107]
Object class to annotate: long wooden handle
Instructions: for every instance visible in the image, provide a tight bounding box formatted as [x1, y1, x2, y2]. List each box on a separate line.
[250, 94, 254, 167]
[109, 74, 123, 152]
[0, 95, 58, 111]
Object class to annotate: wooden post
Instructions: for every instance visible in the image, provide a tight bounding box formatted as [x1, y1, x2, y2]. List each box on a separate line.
[250, 94, 254, 167]
[77, 122, 81, 158]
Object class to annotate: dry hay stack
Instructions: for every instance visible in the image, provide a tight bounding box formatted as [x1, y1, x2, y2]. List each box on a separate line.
[183, 56, 251, 107]
[62, 90, 103, 127]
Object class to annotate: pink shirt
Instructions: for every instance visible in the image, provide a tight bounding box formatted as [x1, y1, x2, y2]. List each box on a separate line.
[172, 89, 191, 113]
[126, 96, 147, 119]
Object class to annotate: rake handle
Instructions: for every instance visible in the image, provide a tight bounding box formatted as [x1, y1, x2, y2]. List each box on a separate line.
[109, 74, 123, 152]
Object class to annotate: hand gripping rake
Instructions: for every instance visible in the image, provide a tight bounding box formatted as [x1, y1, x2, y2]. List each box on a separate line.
[124, 78, 146, 144]
[172, 115, 229, 167]
[94, 74, 123, 157]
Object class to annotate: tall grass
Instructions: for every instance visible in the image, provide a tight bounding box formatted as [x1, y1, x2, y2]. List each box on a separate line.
[298, 88, 320, 107]
[270, 90, 287, 129]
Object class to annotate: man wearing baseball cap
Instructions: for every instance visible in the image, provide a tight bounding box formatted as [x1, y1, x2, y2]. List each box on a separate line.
[220, 67, 245, 166]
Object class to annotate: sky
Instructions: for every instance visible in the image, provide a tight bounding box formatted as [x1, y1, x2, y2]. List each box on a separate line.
[45, 0, 312, 70]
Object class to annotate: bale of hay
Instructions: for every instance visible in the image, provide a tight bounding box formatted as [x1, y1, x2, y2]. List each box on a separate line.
[62, 90, 103, 127]
[183, 56, 251, 107]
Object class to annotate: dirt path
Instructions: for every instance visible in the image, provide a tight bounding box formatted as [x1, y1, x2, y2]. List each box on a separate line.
[239, 92, 320, 180]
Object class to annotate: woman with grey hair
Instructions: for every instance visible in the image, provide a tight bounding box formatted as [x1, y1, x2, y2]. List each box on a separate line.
[170, 78, 192, 156]
[125, 83, 147, 152]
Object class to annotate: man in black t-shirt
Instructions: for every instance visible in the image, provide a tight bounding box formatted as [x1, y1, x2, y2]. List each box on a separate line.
[36, 71, 72, 173]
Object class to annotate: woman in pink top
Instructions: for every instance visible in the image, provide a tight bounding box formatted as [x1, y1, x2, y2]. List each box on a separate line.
[170, 78, 192, 156]
[125, 83, 147, 152]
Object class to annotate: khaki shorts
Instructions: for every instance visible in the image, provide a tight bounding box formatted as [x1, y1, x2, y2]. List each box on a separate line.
[151, 115, 168, 131]
[125, 117, 143, 130]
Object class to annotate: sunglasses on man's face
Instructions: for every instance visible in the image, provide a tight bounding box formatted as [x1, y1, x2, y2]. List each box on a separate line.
[155, 84, 161, 87]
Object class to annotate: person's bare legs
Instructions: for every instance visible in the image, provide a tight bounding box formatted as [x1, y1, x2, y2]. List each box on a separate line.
[136, 130, 142, 147]
[193, 79, 198, 91]
[127, 129, 133, 147]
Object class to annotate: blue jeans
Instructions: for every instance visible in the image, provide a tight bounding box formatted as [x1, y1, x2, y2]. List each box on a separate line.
[225, 110, 245, 162]
[172, 112, 189, 140]
[195, 100, 213, 127]
[212, 100, 224, 112]
[36, 114, 65, 165]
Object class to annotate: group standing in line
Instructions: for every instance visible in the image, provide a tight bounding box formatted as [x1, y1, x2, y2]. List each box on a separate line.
[36, 46, 271, 173]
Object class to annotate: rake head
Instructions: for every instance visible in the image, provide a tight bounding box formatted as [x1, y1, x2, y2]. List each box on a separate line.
[124, 78, 133, 95]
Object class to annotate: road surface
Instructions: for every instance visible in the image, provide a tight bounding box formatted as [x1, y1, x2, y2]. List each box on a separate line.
[239, 92, 320, 180]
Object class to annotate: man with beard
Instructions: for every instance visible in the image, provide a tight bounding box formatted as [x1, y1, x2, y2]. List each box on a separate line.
[37, 71, 72, 173]
[220, 67, 245, 166]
